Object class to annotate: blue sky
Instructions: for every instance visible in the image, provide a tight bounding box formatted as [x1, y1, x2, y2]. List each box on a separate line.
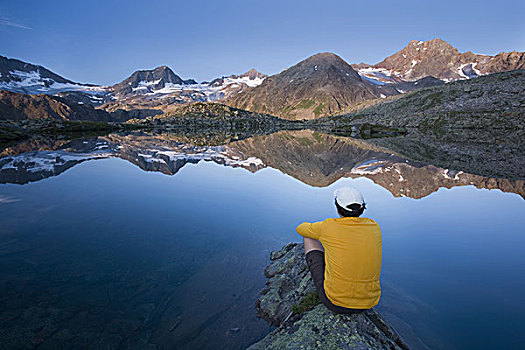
[1, 0, 523, 85]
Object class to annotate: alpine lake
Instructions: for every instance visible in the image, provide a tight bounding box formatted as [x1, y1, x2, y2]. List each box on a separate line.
[0, 128, 524, 350]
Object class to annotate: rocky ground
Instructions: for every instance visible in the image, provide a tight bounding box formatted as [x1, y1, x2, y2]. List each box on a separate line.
[247, 243, 408, 350]
[317, 69, 525, 130]
[124, 103, 404, 140]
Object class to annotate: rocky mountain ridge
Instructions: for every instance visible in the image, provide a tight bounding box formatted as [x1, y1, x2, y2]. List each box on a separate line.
[353, 38, 525, 83]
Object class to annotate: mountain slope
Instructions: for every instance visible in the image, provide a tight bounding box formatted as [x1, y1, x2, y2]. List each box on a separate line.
[0, 90, 113, 121]
[226, 53, 395, 120]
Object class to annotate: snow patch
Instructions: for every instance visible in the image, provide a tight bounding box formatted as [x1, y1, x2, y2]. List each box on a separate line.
[356, 67, 399, 85]
[350, 160, 389, 175]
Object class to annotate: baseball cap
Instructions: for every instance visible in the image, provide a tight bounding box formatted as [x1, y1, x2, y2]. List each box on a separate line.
[334, 187, 365, 209]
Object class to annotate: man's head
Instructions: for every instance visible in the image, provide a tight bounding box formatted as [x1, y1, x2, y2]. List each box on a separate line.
[334, 187, 366, 217]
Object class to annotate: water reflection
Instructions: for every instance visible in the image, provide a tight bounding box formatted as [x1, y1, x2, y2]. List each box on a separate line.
[1, 130, 524, 199]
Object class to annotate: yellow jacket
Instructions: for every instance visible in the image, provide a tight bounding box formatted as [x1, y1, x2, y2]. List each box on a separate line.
[296, 217, 382, 309]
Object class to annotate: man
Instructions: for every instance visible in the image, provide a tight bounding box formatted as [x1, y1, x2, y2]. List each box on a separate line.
[296, 186, 382, 314]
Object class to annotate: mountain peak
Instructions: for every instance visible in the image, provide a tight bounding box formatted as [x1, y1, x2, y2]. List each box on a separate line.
[402, 38, 458, 53]
[374, 39, 463, 81]
[279, 52, 361, 83]
[303, 52, 345, 64]
[153, 65, 170, 72]
[240, 68, 266, 80]
[113, 65, 185, 96]
[407, 38, 452, 46]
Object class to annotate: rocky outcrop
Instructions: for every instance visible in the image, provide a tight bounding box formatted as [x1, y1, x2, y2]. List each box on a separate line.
[248, 243, 408, 349]
[0, 117, 140, 145]
[125, 102, 304, 135]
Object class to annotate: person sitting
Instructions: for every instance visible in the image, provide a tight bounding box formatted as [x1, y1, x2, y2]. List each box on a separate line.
[296, 186, 382, 314]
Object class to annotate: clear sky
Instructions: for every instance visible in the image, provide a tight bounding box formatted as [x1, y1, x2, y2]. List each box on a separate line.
[1, 0, 523, 85]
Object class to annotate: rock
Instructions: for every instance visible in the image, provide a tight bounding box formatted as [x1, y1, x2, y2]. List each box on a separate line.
[249, 243, 409, 349]
[257, 243, 315, 326]
[248, 305, 408, 350]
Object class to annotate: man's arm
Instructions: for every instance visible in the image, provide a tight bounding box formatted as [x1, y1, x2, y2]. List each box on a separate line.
[296, 221, 323, 240]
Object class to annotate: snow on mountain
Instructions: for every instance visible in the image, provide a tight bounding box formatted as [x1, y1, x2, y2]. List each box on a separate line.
[0, 56, 110, 99]
[353, 67, 402, 85]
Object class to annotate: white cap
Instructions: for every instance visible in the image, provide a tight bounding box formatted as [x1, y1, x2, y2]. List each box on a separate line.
[334, 187, 365, 209]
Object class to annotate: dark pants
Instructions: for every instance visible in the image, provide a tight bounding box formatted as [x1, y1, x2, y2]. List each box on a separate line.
[305, 250, 366, 314]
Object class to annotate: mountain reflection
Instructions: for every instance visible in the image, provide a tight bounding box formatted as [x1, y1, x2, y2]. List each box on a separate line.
[1, 130, 523, 199]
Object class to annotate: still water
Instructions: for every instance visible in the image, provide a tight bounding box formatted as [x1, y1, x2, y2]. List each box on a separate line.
[0, 131, 524, 349]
